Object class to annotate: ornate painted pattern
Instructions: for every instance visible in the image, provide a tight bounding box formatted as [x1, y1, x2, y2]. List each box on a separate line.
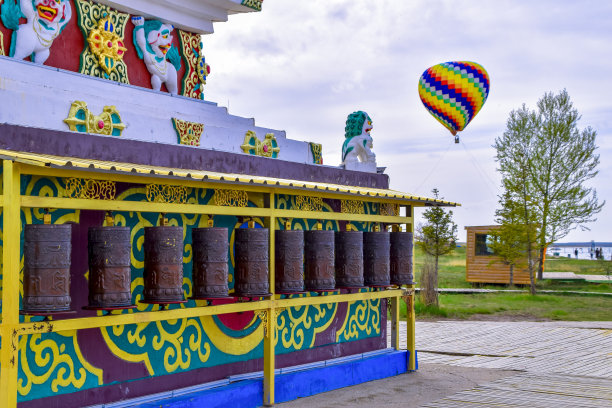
[380, 203, 400, 217]
[178, 30, 209, 100]
[214, 189, 249, 207]
[241, 0, 263, 11]
[172, 118, 204, 146]
[64, 101, 126, 136]
[8, 179, 382, 402]
[64, 178, 116, 200]
[309, 142, 323, 165]
[341, 199, 365, 215]
[75, 0, 130, 83]
[336, 296, 382, 342]
[146, 184, 189, 204]
[241, 131, 280, 158]
[14, 178, 100, 402]
[294, 195, 323, 212]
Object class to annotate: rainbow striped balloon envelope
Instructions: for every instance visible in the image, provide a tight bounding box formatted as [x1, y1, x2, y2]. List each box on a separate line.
[418, 61, 490, 137]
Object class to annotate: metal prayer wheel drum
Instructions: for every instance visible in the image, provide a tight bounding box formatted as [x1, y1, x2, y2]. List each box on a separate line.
[275, 230, 304, 293]
[390, 231, 414, 285]
[304, 230, 335, 291]
[88, 227, 132, 308]
[335, 231, 364, 288]
[192, 227, 229, 298]
[234, 228, 270, 296]
[23, 224, 72, 313]
[363, 231, 391, 286]
[143, 226, 184, 302]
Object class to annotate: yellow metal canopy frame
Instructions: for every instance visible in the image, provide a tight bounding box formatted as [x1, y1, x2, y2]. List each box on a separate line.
[0, 149, 458, 207]
[0, 149, 443, 407]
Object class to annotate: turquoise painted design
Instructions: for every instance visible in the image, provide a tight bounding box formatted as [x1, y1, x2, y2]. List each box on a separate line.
[2, 178, 384, 402]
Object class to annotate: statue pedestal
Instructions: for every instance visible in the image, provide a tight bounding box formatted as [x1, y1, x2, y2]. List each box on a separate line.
[344, 161, 377, 173]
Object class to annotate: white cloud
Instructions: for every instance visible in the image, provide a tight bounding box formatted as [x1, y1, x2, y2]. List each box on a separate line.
[205, 0, 612, 242]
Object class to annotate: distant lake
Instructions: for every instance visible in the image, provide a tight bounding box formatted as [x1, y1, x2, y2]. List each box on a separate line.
[548, 242, 612, 260]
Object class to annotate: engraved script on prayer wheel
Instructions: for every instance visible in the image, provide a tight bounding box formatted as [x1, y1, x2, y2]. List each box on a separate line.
[192, 227, 229, 298]
[23, 224, 72, 313]
[335, 231, 364, 288]
[275, 230, 304, 293]
[143, 226, 184, 302]
[234, 228, 270, 296]
[304, 230, 335, 291]
[390, 231, 414, 285]
[88, 226, 132, 308]
[364, 231, 391, 286]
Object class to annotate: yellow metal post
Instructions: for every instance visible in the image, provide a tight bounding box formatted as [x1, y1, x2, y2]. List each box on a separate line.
[263, 192, 276, 406]
[405, 205, 417, 370]
[1, 160, 22, 408]
[406, 286, 416, 370]
[390, 296, 400, 350]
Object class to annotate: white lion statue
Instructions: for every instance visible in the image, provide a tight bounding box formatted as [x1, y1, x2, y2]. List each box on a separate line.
[341, 111, 377, 172]
[131, 16, 182, 95]
[1, 0, 72, 64]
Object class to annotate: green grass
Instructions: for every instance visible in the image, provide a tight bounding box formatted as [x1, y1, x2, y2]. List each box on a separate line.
[408, 246, 612, 321]
[416, 246, 612, 292]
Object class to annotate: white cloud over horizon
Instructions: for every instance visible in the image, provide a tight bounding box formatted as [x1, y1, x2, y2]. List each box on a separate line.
[204, 0, 612, 243]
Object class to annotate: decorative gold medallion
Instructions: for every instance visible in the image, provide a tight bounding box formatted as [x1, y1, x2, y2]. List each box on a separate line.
[172, 118, 204, 147]
[75, 0, 130, 83]
[87, 16, 127, 75]
[241, 131, 280, 158]
[64, 101, 126, 136]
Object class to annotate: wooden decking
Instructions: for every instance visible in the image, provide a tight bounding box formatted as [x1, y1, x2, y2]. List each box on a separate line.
[423, 372, 612, 407]
[389, 320, 612, 406]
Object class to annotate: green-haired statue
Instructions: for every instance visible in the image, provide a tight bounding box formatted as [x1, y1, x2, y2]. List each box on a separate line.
[341, 111, 377, 171]
[131, 16, 182, 95]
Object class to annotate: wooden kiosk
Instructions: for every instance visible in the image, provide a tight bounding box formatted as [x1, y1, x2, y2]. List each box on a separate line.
[465, 225, 532, 285]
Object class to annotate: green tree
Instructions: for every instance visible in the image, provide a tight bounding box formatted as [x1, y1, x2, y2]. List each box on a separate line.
[494, 90, 604, 284]
[488, 191, 535, 291]
[416, 188, 458, 305]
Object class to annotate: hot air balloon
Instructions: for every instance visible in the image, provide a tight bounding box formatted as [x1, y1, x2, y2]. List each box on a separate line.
[418, 61, 490, 143]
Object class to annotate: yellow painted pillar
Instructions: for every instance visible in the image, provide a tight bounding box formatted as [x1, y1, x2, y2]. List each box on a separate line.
[0, 160, 22, 408]
[263, 192, 276, 406]
[406, 285, 416, 370]
[390, 296, 400, 350]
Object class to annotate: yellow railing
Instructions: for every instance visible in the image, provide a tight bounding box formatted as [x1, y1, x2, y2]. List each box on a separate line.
[0, 160, 417, 408]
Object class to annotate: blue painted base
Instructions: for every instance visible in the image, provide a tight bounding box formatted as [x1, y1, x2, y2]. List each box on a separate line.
[133, 349, 414, 408]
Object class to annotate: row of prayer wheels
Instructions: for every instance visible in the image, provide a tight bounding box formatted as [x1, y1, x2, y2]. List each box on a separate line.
[21, 224, 413, 314]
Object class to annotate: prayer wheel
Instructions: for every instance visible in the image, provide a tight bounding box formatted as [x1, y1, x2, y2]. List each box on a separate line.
[335, 231, 364, 288]
[390, 231, 414, 285]
[88, 226, 132, 308]
[363, 231, 391, 286]
[23, 224, 72, 313]
[192, 227, 229, 298]
[143, 226, 184, 302]
[275, 230, 304, 293]
[234, 228, 270, 296]
[304, 230, 335, 291]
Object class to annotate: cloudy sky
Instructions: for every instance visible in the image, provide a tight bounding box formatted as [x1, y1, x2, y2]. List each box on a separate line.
[203, 0, 612, 243]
